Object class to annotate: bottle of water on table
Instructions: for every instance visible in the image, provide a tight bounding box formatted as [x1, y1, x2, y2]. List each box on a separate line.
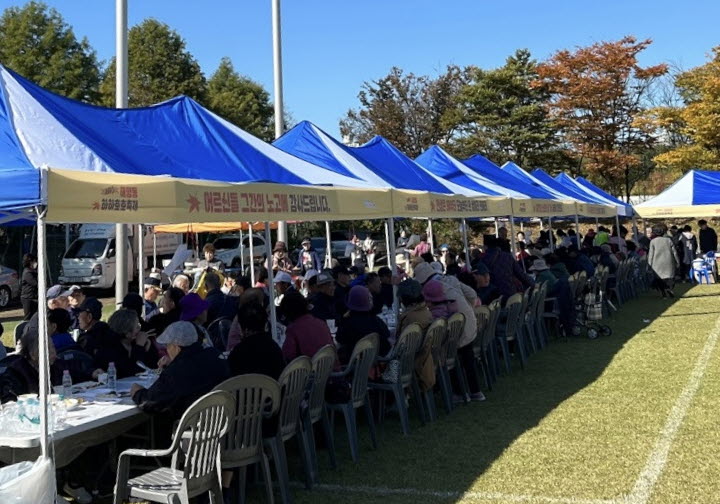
[62, 370, 73, 398]
[107, 362, 117, 393]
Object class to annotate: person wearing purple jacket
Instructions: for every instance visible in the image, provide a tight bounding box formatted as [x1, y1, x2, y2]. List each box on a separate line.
[481, 236, 534, 303]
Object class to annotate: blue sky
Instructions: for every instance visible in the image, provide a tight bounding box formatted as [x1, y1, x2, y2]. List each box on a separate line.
[2, 1, 719, 137]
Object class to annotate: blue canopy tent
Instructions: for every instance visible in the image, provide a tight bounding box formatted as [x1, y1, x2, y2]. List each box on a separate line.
[635, 170, 720, 218]
[569, 174, 634, 217]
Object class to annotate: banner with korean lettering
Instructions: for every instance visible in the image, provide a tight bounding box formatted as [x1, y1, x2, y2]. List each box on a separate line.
[426, 194, 512, 218]
[511, 198, 577, 218]
[575, 202, 614, 218]
[45, 169, 395, 223]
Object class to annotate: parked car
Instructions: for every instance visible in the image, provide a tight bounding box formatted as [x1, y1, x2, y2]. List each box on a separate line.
[212, 233, 267, 269]
[0, 265, 19, 309]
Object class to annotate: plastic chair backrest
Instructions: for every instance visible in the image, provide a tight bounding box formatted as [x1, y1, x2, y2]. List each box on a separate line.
[170, 390, 233, 491]
[276, 356, 312, 441]
[393, 323, 424, 385]
[206, 317, 232, 351]
[424, 318, 447, 369]
[473, 306, 490, 352]
[503, 293, 523, 339]
[485, 298, 502, 348]
[443, 313, 465, 368]
[308, 345, 337, 423]
[213, 374, 281, 466]
[348, 333, 379, 408]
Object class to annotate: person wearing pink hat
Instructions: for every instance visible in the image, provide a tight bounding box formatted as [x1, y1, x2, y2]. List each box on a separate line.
[335, 285, 391, 364]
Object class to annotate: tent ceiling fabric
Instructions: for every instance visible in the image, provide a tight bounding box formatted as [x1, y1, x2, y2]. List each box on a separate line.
[635, 170, 720, 218]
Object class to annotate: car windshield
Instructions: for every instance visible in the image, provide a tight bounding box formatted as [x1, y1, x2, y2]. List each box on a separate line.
[65, 239, 108, 259]
[213, 237, 240, 250]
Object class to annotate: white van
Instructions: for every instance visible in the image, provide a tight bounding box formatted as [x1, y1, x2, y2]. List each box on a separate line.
[59, 224, 181, 289]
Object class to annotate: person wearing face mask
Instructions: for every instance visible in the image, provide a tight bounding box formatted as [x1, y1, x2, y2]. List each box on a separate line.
[296, 237, 322, 273]
[271, 241, 293, 273]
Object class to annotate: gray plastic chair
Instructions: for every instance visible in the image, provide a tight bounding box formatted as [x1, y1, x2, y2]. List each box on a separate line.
[213, 374, 281, 504]
[438, 313, 467, 410]
[369, 323, 426, 435]
[485, 298, 502, 384]
[300, 345, 338, 488]
[472, 305, 491, 389]
[328, 333, 379, 463]
[114, 390, 234, 504]
[421, 319, 447, 422]
[207, 317, 233, 351]
[263, 356, 312, 504]
[497, 293, 524, 373]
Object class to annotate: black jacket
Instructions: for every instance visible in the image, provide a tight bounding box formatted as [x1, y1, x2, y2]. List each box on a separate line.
[335, 311, 391, 364]
[699, 227, 718, 254]
[227, 331, 285, 380]
[20, 268, 38, 301]
[79, 321, 158, 378]
[333, 284, 350, 322]
[132, 343, 229, 418]
[205, 289, 237, 324]
[308, 292, 337, 322]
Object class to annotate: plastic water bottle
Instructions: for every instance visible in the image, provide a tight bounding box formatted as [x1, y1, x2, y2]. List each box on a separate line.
[62, 370, 73, 398]
[107, 362, 117, 393]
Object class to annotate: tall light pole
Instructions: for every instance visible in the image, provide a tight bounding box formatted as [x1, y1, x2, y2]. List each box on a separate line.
[115, 0, 129, 307]
[272, 0, 288, 244]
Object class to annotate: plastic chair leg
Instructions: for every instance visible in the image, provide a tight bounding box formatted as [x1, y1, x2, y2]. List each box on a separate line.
[409, 377, 426, 425]
[260, 452, 275, 504]
[424, 387, 437, 422]
[268, 437, 292, 504]
[341, 405, 359, 462]
[298, 419, 316, 489]
[499, 337, 512, 374]
[437, 367, 453, 413]
[391, 384, 411, 435]
[363, 398, 378, 450]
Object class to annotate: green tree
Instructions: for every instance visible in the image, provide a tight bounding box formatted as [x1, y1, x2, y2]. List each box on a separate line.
[450, 49, 572, 171]
[206, 57, 274, 141]
[0, 1, 100, 101]
[340, 66, 466, 158]
[100, 18, 206, 107]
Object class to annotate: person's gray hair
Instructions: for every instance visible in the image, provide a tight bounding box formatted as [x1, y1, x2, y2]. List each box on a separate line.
[108, 308, 139, 336]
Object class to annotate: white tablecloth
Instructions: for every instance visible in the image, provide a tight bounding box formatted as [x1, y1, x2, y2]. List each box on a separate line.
[0, 377, 148, 467]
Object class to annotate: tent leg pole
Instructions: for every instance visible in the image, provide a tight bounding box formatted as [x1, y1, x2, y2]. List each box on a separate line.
[65, 224, 70, 250]
[138, 224, 143, 297]
[574, 214, 581, 247]
[509, 215, 517, 258]
[249, 223, 255, 285]
[427, 218, 434, 252]
[325, 221, 332, 269]
[548, 217, 555, 251]
[520, 221, 524, 233]
[387, 218, 399, 320]
[239, 226, 244, 274]
[153, 230, 157, 270]
[615, 213, 622, 242]
[461, 218, 469, 267]
[265, 222, 279, 345]
[494, 218, 499, 238]
[36, 207, 50, 460]
[384, 220, 391, 268]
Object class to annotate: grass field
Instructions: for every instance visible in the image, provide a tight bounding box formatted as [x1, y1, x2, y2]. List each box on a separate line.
[283, 284, 720, 504]
[4, 285, 719, 504]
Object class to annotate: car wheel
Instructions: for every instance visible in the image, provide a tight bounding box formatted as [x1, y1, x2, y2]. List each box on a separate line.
[0, 286, 11, 308]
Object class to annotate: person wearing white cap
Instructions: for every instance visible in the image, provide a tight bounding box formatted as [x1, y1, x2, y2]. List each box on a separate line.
[130, 321, 228, 423]
[529, 259, 557, 290]
[46, 284, 72, 310]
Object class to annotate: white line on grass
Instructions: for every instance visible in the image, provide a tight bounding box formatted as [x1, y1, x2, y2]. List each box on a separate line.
[626, 313, 720, 504]
[298, 482, 617, 504]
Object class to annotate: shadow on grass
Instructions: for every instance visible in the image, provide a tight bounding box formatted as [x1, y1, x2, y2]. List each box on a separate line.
[276, 284, 701, 504]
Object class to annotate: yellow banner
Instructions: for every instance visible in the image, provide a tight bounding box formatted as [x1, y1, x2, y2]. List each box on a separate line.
[635, 205, 720, 219]
[46, 169, 394, 223]
[511, 198, 577, 218]
[575, 202, 614, 217]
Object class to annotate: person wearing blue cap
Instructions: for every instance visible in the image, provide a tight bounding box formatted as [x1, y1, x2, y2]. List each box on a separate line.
[472, 262, 500, 305]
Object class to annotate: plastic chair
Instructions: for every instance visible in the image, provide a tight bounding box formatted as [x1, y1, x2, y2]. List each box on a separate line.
[300, 345, 338, 488]
[213, 374, 281, 504]
[263, 356, 312, 504]
[691, 258, 712, 284]
[369, 323, 426, 435]
[207, 317, 233, 350]
[327, 333, 379, 463]
[113, 390, 234, 504]
[472, 306, 491, 389]
[421, 319, 447, 422]
[437, 313, 467, 410]
[496, 293, 524, 373]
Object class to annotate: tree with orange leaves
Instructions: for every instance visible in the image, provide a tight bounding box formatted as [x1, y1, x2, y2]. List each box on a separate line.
[536, 36, 668, 199]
